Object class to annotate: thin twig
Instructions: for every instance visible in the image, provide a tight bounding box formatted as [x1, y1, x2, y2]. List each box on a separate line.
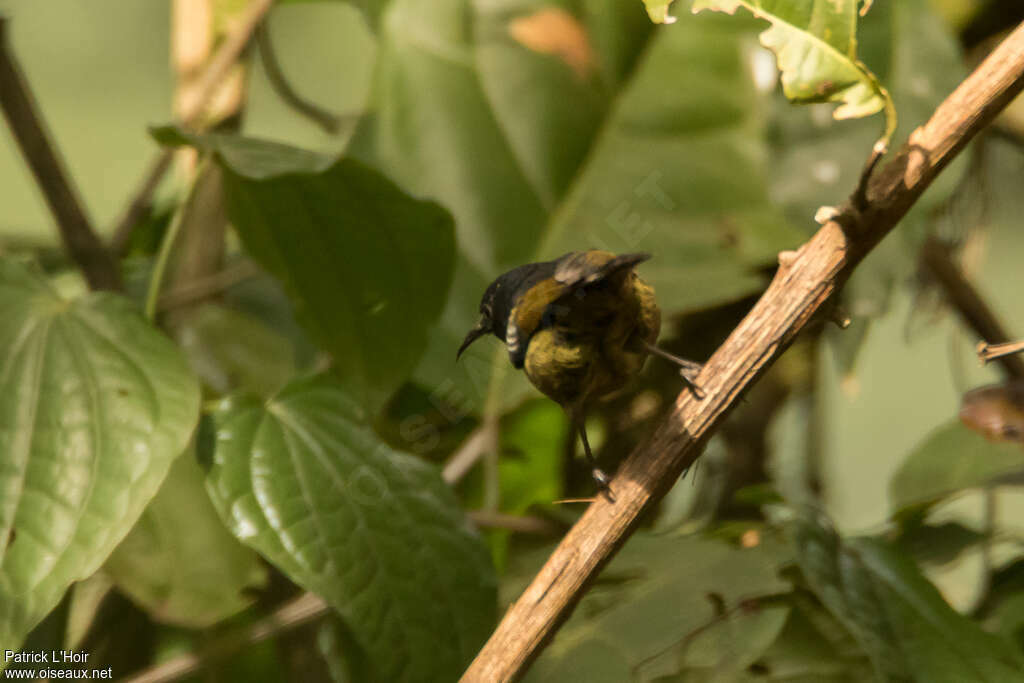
[442, 419, 499, 485]
[921, 236, 1024, 379]
[461, 21, 1024, 683]
[108, 0, 276, 254]
[145, 160, 209, 320]
[978, 339, 1024, 364]
[467, 510, 565, 536]
[158, 259, 260, 311]
[0, 18, 121, 290]
[255, 21, 343, 134]
[121, 592, 329, 683]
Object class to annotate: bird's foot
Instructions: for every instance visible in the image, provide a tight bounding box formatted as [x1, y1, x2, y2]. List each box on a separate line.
[679, 364, 706, 400]
[645, 343, 707, 399]
[592, 468, 616, 503]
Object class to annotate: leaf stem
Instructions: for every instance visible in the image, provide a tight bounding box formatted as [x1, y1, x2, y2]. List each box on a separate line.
[144, 162, 206, 321]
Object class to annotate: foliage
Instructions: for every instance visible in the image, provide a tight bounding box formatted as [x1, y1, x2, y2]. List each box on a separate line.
[204, 373, 497, 682]
[0, 261, 200, 651]
[0, 0, 1022, 680]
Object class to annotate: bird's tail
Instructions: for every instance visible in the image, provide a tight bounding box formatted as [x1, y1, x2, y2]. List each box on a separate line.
[598, 252, 651, 279]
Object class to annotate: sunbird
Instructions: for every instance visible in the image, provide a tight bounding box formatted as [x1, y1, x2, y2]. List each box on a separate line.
[457, 250, 703, 497]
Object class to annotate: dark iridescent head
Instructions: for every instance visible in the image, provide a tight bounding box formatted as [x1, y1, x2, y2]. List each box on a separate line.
[456, 258, 559, 360]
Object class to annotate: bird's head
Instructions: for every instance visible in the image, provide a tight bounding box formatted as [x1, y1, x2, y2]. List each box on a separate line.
[456, 278, 503, 360]
[456, 260, 559, 360]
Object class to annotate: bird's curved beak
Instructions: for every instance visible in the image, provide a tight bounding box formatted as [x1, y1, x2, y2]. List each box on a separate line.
[457, 316, 489, 360]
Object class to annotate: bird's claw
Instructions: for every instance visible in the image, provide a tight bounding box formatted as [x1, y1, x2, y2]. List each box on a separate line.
[592, 468, 616, 503]
[679, 366, 706, 400]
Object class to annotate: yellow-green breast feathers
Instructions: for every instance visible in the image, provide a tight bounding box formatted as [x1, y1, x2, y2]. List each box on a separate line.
[516, 251, 661, 407]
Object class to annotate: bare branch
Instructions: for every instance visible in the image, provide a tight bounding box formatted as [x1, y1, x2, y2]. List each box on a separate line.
[0, 18, 121, 290]
[461, 21, 1024, 683]
[467, 510, 566, 536]
[442, 419, 499, 485]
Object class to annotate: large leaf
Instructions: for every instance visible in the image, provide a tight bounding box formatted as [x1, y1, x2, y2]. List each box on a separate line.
[0, 259, 200, 653]
[672, 602, 791, 680]
[691, 0, 894, 129]
[474, 1, 608, 210]
[539, 10, 804, 314]
[104, 451, 266, 627]
[755, 595, 874, 681]
[527, 530, 791, 681]
[154, 128, 456, 413]
[359, 0, 636, 276]
[204, 373, 497, 682]
[786, 510, 1024, 682]
[890, 420, 1024, 516]
[356, 0, 649, 412]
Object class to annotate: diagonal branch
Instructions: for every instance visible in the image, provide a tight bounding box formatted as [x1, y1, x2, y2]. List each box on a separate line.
[461, 20, 1024, 683]
[0, 18, 121, 291]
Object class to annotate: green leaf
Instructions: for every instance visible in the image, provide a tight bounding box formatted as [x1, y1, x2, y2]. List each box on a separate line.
[498, 399, 566, 514]
[0, 259, 200, 654]
[538, 10, 804, 314]
[154, 128, 456, 412]
[205, 373, 497, 682]
[151, 126, 335, 178]
[675, 602, 791, 679]
[104, 452, 266, 627]
[693, 0, 894, 132]
[527, 530, 792, 681]
[786, 509, 1024, 682]
[356, 0, 548, 275]
[474, 3, 608, 210]
[357, 0, 646, 276]
[174, 302, 297, 397]
[890, 420, 1024, 515]
[897, 521, 987, 568]
[757, 597, 874, 681]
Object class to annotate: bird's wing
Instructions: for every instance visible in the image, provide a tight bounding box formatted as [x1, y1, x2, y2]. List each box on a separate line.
[554, 251, 651, 288]
[507, 277, 568, 368]
[505, 251, 652, 368]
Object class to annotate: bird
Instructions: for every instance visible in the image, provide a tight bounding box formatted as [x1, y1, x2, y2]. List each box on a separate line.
[456, 250, 704, 498]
